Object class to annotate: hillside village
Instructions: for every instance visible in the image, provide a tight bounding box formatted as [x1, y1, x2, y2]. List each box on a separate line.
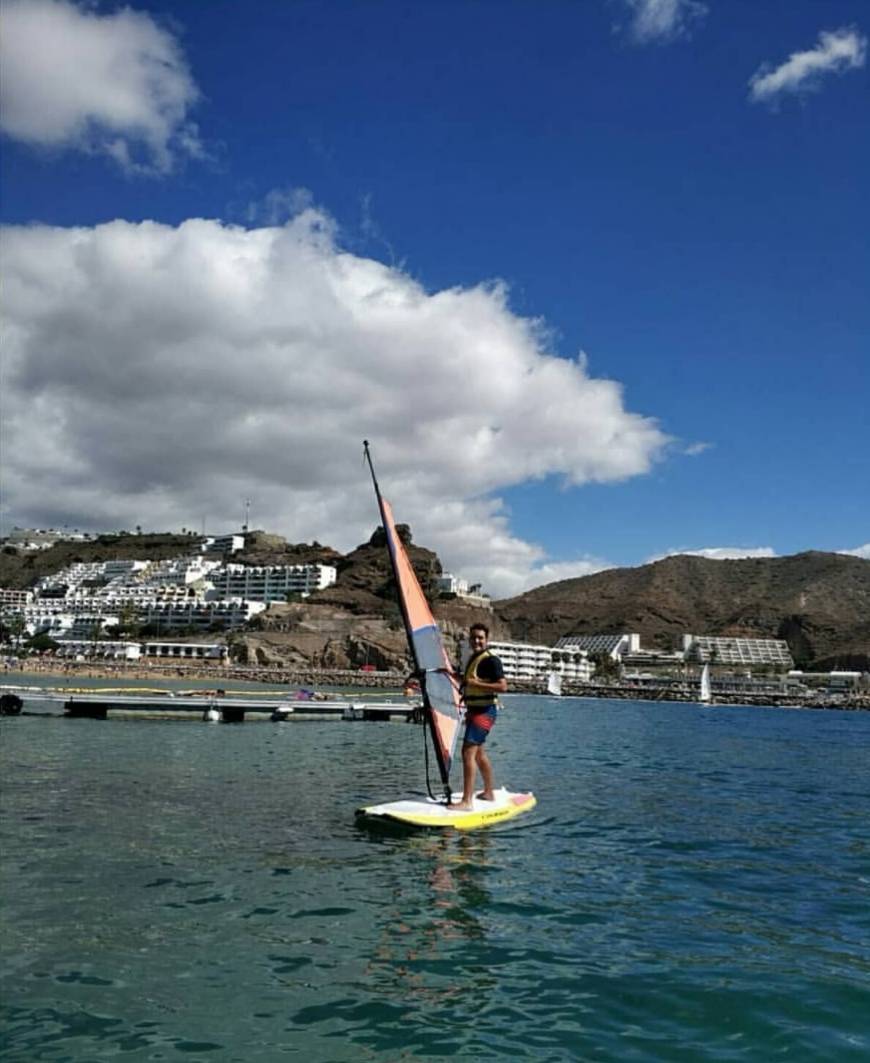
[2, 526, 869, 696]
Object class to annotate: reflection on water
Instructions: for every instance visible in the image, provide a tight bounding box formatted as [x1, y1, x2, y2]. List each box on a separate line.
[2, 698, 869, 1060]
[364, 832, 491, 1010]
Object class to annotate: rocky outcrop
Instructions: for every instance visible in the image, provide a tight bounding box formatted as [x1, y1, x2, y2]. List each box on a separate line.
[241, 601, 411, 669]
[229, 531, 342, 568]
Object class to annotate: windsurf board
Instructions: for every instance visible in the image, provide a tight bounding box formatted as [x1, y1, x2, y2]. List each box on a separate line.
[357, 787, 536, 830]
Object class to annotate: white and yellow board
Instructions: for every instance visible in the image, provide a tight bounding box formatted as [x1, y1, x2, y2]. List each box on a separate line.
[357, 787, 536, 831]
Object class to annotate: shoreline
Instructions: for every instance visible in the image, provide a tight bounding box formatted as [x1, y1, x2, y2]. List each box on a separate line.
[5, 658, 868, 711]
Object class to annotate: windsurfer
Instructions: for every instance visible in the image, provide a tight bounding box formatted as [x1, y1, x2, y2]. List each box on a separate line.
[452, 623, 507, 810]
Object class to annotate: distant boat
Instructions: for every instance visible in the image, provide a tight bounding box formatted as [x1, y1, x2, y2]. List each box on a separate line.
[546, 671, 563, 697]
[699, 663, 712, 704]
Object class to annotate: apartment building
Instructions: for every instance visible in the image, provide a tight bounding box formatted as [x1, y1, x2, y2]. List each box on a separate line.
[0, 589, 32, 608]
[142, 641, 227, 660]
[202, 534, 245, 555]
[208, 564, 336, 603]
[554, 633, 641, 660]
[485, 640, 594, 683]
[682, 634, 793, 668]
[139, 599, 266, 631]
[437, 573, 492, 609]
[55, 639, 141, 660]
[143, 557, 221, 586]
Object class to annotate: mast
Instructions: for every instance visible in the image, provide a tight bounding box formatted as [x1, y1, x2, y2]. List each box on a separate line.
[363, 441, 421, 676]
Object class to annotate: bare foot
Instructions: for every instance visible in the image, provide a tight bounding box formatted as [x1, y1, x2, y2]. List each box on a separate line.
[476, 791, 495, 801]
[450, 800, 474, 811]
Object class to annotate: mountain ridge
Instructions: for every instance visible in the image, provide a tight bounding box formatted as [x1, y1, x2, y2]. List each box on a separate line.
[2, 533, 867, 670]
[496, 550, 870, 668]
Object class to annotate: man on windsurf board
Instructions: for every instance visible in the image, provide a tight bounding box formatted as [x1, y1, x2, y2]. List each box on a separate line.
[451, 623, 507, 810]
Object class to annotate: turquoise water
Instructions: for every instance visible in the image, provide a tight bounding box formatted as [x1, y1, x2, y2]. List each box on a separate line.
[2, 696, 868, 1061]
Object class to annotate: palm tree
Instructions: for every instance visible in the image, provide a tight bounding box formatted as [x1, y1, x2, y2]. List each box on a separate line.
[118, 602, 140, 638]
[7, 613, 27, 652]
[88, 619, 103, 658]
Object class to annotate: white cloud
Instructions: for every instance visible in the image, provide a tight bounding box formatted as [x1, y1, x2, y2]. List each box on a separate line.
[839, 543, 870, 560]
[0, 213, 670, 598]
[245, 187, 316, 227]
[492, 558, 613, 599]
[648, 546, 777, 562]
[0, 0, 201, 173]
[620, 0, 707, 44]
[749, 27, 867, 105]
[684, 441, 712, 456]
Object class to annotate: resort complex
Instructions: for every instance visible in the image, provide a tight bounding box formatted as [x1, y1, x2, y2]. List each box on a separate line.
[1, 539, 804, 687]
[2, 528, 866, 701]
[1, 543, 336, 645]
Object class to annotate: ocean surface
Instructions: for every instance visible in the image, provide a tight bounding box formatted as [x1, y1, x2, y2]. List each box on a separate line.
[2, 684, 869, 1061]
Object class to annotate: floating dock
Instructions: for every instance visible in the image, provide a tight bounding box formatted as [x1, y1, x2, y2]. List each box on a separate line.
[2, 688, 420, 723]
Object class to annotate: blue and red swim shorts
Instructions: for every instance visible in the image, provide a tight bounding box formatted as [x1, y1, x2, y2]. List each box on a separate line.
[464, 705, 498, 746]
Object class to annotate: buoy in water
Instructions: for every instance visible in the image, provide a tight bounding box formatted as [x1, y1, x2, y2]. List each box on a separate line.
[0, 693, 23, 716]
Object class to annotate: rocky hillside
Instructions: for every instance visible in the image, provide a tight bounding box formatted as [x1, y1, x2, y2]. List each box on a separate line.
[496, 551, 870, 670]
[222, 547, 870, 672]
[3, 528, 866, 670]
[234, 526, 439, 669]
[230, 531, 342, 569]
[0, 532, 201, 590]
[238, 526, 495, 669]
[310, 524, 443, 612]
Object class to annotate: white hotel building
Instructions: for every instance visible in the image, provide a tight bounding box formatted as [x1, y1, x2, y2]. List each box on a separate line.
[208, 564, 337, 604]
[140, 599, 266, 631]
[13, 602, 124, 637]
[682, 634, 793, 668]
[0, 589, 32, 608]
[485, 640, 595, 684]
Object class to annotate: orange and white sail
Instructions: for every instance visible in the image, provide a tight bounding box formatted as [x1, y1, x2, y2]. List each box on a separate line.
[364, 443, 464, 789]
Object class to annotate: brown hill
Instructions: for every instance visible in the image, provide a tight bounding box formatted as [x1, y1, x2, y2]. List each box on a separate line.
[4, 529, 867, 671]
[495, 551, 870, 669]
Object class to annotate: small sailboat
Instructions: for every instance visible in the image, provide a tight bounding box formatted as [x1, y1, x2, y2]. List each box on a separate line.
[699, 663, 712, 704]
[356, 442, 536, 830]
[546, 670, 562, 697]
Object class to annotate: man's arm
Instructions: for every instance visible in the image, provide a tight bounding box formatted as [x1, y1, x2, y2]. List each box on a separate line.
[473, 675, 508, 694]
[477, 655, 508, 694]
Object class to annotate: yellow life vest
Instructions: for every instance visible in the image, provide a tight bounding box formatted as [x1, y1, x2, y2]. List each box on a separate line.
[463, 649, 501, 711]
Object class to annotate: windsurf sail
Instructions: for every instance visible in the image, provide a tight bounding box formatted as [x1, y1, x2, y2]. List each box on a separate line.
[546, 670, 562, 697]
[363, 441, 464, 795]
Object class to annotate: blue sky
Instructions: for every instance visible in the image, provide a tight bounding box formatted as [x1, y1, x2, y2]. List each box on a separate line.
[1, 0, 868, 596]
